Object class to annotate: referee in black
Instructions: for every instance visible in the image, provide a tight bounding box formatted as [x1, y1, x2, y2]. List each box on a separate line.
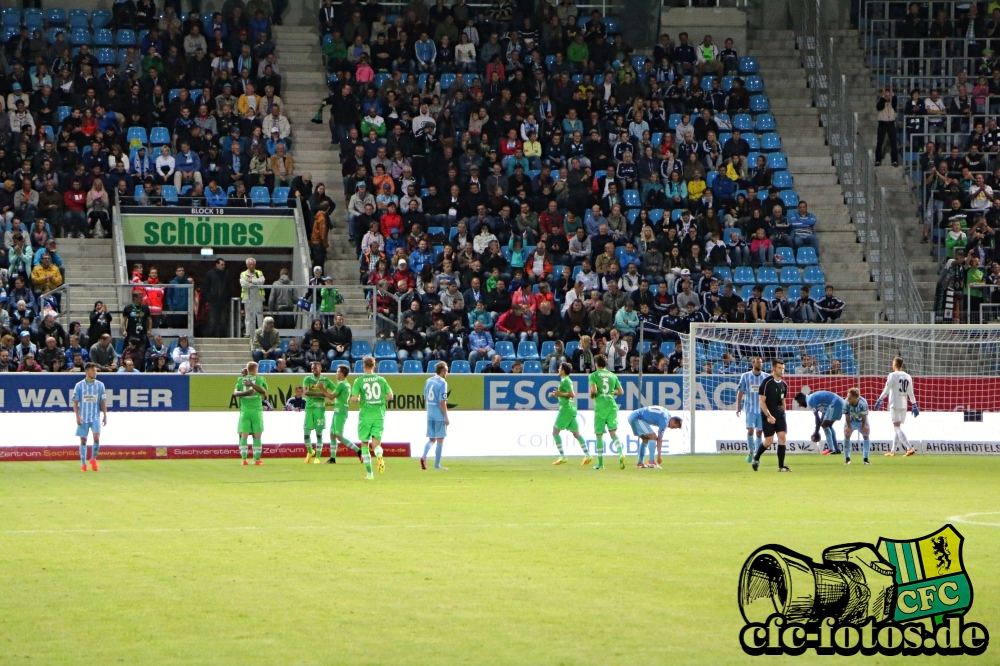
[753, 358, 791, 472]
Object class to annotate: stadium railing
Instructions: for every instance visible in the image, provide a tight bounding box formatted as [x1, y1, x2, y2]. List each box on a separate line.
[227, 284, 371, 339]
[53, 282, 195, 339]
[792, 0, 928, 323]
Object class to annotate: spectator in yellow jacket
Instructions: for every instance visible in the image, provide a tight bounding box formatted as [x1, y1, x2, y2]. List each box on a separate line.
[31, 253, 63, 295]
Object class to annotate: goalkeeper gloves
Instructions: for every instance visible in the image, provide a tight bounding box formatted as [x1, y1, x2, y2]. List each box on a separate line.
[912, 404, 919, 417]
[874, 398, 884, 411]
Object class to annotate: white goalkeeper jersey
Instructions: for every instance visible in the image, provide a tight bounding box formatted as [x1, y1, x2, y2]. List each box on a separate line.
[878, 371, 916, 411]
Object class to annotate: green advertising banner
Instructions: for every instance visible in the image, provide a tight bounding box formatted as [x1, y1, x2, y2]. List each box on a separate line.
[188, 374, 485, 411]
[122, 213, 298, 248]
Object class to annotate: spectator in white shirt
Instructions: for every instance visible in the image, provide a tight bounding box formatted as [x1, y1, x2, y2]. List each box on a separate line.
[172, 335, 196, 365]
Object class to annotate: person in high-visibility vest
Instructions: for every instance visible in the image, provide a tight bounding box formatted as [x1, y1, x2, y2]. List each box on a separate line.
[240, 257, 266, 337]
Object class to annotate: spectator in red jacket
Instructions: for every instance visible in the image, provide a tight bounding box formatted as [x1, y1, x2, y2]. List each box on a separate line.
[495, 304, 530, 343]
[63, 178, 88, 238]
[392, 258, 415, 291]
[380, 201, 403, 237]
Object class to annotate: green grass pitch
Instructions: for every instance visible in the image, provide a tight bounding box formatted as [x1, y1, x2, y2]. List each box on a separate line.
[1, 455, 998, 665]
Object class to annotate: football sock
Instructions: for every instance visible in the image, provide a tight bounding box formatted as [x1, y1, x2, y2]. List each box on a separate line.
[777, 445, 786, 468]
[825, 427, 838, 454]
[755, 437, 763, 451]
[746, 431, 754, 451]
[862, 437, 871, 460]
[552, 433, 565, 457]
[637, 441, 646, 464]
[434, 443, 443, 467]
[595, 436, 604, 465]
[423, 440, 434, 459]
[843, 436, 851, 461]
[575, 434, 588, 454]
[239, 436, 248, 460]
[338, 437, 359, 452]
[753, 442, 766, 462]
[362, 444, 372, 476]
[304, 433, 314, 456]
[895, 426, 911, 450]
[79, 443, 87, 466]
[91, 442, 100, 460]
[252, 436, 262, 461]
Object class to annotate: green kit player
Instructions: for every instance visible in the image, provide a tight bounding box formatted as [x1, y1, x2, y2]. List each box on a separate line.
[548, 361, 592, 466]
[327, 364, 361, 464]
[350, 356, 394, 480]
[302, 362, 336, 464]
[588, 354, 624, 470]
[234, 361, 269, 465]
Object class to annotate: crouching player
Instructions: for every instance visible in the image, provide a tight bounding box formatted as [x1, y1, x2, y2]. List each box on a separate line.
[627, 405, 683, 469]
[794, 390, 845, 460]
[844, 388, 872, 466]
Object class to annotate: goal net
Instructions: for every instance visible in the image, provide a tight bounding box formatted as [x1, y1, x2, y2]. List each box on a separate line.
[681, 324, 1000, 455]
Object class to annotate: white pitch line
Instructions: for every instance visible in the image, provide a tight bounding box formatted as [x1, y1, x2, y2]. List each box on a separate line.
[947, 511, 1000, 527]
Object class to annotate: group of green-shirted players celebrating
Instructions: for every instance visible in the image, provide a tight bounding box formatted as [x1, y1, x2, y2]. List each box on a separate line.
[236, 353, 679, 474]
[234, 356, 392, 480]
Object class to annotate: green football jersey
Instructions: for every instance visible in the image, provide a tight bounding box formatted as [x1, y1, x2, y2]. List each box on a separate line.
[352, 373, 392, 419]
[557, 376, 577, 414]
[588, 368, 621, 412]
[303, 375, 336, 407]
[332, 379, 351, 412]
[236, 374, 269, 412]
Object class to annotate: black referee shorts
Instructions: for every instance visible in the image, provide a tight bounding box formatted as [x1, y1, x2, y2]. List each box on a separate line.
[762, 412, 787, 438]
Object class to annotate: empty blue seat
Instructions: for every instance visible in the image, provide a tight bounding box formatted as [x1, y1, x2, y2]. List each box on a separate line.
[402, 360, 424, 373]
[250, 186, 270, 206]
[24, 9, 44, 30]
[374, 340, 396, 359]
[631, 54, 646, 71]
[668, 113, 681, 130]
[378, 360, 398, 373]
[796, 247, 818, 265]
[755, 114, 776, 131]
[540, 341, 557, 358]
[706, 171, 717, 187]
[126, 126, 148, 145]
[832, 341, 854, 361]
[756, 267, 778, 284]
[439, 73, 456, 90]
[495, 341, 516, 360]
[744, 75, 763, 92]
[1, 9, 20, 28]
[760, 133, 781, 151]
[623, 190, 641, 208]
[330, 360, 350, 371]
[271, 186, 290, 206]
[739, 285, 755, 300]
[744, 134, 760, 150]
[779, 190, 799, 207]
[808, 284, 826, 302]
[517, 341, 539, 360]
[500, 360, 516, 372]
[762, 285, 779, 300]
[93, 28, 113, 45]
[351, 341, 372, 358]
[149, 126, 170, 145]
[71, 28, 90, 45]
[91, 10, 111, 28]
[168, 88, 181, 102]
[707, 341, 726, 361]
[116, 29, 136, 46]
[734, 266, 756, 285]
[722, 76, 734, 91]
[161, 185, 178, 203]
[648, 209, 664, 223]
[733, 113, 753, 131]
[69, 13, 89, 31]
[749, 95, 770, 113]
[774, 247, 795, 264]
[650, 131, 663, 148]
[354, 359, 365, 373]
[451, 360, 471, 373]
[374, 72, 390, 88]
[46, 9, 67, 25]
[475, 361, 490, 373]
[565, 341, 579, 357]
[96, 47, 116, 64]
[257, 359, 276, 373]
[772, 171, 794, 189]
[767, 153, 788, 170]
[523, 360, 543, 373]
[803, 266, 826, 284]
[739, 56, 759, 74]
[779, 266, 801, 284]
[57, 105, 72, 123]
[713, 267, 732, 282]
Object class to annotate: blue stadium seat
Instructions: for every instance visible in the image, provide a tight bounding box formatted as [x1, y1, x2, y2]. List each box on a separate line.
[94, 28, 113, 45]
[96, 47, 116, 64]
[744, 134, 760, 150]
[439, 73, 456, 90]
[271, 187, 290, 206]
[707, 341, 726, 361]
[451, 360, 471, 373]
[250, 186, 270, 207]
[540, 341, 557, 359]
[825, 329, 846, 342]
[779, 190, 799, 208]
[373, 340, 396, 359]
[706, 171, 717, 188]
[631, 54, 646, 71]
[623, 190, 641, 208]
[71, 28, 90, 45]
[351, 341, 371, 358]
[46, 8, 68, 25]
[668, 113, 681, 130]
[779, 267, 801, 284]
[500, 360, 515, 372]
[24, 9, 44, 30]
[733, 113, 753, 131]
[762, 285, 779, 300]
[545, 54, 556, 68]
[565, 341, 579, 357]
[832, 341, 854, 361]
[69, 11, 89, 30]
[760, 133, 781, 151]
[57, 105, 73, 123]
[803, 266, 826, 284]
[149, 126, 170, 145]
[713, 267, 732, 282]
[739, 56, 759, 74]
[161, 185, 178, 203]
[744, 75, 763, 93]
[3, 26, 20, 42]
[257, 359, 276, 373]
[809, 284, 826, 301]
[330, 360, 350, 371]
[651, 131, 663, 148]
[495, 341, 516, 360]
[1, 9, 20, 29]
[648, 284, 659, 296]
[116, 29, 136, 46]
[805, 343, 828, 362]
[378, 360, 399, 373]
[734, 266, 756, 285]
[772, 171, 794, 189]
[517, 341, 539, 360]
[648, 208, 664, 223]
[756, 267, 778, 284]
[755, 114, 776, 131]
[354, 359, 365, 373]
[523, 360, 543, 373]
[721, 76, 735, 91]
[402, 360, 424, 373]
[475, 361, 490, 373]
[767, 153, 788, 170]
[133, 185, 143, 199]
[739, 285, 755, 300]
[91, 10, 111, 28]
[126, 126, 148, 146]
[774, 247, 795, 264]
[749, 95, 769, 113]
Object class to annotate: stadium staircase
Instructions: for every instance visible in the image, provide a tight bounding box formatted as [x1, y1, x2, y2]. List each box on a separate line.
[749, 29, 881, 322]
[59, 239, 121, 326]
[830, 31, 939, 305]
[196, 338, 255, 374]
[272, 24, 373, 334]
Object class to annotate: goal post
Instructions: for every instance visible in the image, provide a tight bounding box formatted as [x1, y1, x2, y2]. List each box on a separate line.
[683, 324, 1000, 455]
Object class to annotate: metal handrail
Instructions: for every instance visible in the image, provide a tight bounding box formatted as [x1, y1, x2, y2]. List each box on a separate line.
[58, 282, 195, 338]
[794, 0, 927, 323]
